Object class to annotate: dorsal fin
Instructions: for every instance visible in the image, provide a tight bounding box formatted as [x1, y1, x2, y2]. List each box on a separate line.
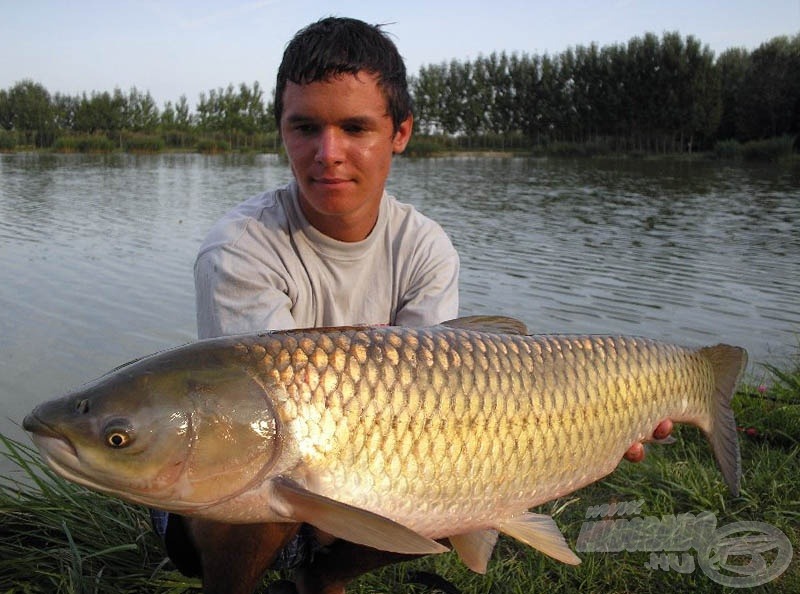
[442, 316, 528, 335]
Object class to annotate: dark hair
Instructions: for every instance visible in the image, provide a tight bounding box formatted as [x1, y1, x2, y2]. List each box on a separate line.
[275, 17, 413, 132]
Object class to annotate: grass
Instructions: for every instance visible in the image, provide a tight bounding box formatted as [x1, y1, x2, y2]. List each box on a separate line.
[2, 357, 798, 593]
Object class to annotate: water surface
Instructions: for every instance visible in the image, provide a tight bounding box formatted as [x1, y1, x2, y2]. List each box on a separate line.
[1, 153, 798, 450]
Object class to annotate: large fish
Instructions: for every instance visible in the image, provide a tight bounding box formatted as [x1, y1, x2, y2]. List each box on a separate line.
[23, 316, 746, 572]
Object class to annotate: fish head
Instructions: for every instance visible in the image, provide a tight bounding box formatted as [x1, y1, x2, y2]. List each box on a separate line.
[23, 346, 282, 512]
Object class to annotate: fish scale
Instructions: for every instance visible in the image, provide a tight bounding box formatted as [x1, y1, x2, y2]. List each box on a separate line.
[23, 316, 746, 571]
[253, 326, 722, 537]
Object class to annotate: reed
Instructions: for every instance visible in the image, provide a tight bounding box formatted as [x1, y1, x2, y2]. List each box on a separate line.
[195, 138, 231, 154]
[53, 134, 116, 154]
[122, 133, 165, 153]
[742, 136, 796, 162]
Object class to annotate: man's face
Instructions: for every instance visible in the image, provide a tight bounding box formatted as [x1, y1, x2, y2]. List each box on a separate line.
[279, 72, 412, 242]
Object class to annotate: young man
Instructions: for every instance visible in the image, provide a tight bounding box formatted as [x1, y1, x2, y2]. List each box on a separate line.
[160, 17, 671, 594]
[164, 17, 460, 594]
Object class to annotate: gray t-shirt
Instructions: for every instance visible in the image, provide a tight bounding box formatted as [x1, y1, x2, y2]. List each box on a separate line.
[195, 181, 459, 338]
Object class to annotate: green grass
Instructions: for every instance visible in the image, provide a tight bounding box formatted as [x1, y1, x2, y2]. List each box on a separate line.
[3, 357, 798, 593]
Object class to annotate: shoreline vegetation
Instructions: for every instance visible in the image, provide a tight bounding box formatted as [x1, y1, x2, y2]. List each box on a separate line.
[1, 134, 797, 164]
[2, 355, 798, 593]
[2, 31, 799, 162]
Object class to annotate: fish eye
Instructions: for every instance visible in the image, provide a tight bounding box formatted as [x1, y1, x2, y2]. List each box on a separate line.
[103, 420, 134, 448]
[107, 432, 130, 448]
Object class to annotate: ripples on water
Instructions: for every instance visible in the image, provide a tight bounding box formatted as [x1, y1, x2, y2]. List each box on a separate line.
[1, 153, 799, 445]
[391, 157, 799, 360]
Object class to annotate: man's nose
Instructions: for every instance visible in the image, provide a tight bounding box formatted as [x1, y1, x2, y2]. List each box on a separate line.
[315, 128, 345, 165]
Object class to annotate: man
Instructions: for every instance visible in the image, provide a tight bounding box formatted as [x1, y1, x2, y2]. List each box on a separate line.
[163, 17, 459, 594]
[160, 17, 671, 594]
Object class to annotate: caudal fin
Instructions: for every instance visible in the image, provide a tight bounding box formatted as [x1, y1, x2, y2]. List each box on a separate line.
[698, 344, 747, 497]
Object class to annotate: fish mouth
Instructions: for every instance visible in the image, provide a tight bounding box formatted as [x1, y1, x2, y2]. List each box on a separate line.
[23, 412, 90, 483]
[24, 411, 62, 436]
[23, 412, 80, 460]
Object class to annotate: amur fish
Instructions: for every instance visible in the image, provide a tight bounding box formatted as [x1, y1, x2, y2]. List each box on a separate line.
[23, 316, 746, 572]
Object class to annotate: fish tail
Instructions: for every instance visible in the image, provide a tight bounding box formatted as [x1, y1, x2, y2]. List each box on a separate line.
[698, 344, 747, 497]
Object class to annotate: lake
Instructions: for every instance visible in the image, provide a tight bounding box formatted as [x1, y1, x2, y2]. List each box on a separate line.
[1, 152, 799, 451]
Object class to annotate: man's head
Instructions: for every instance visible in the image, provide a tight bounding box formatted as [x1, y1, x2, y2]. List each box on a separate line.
[275, 17, 412, 133]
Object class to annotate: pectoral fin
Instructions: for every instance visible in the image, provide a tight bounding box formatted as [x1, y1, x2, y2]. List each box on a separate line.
[497, 513, 581, 565]
[449, 530, 499, 573]
[270, 477, 448, 555]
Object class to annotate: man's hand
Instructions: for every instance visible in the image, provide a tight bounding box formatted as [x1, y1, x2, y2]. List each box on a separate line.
[623, 419, 674, 463]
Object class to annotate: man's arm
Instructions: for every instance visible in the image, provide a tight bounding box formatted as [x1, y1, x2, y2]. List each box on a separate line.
[393, 225, 460, 327]
[194, 245, 296, 339]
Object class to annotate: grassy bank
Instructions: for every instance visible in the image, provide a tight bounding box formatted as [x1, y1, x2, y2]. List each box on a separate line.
[4, 131, 797, 162]
[2, 358, 798, 593]
[403, 134, 799, 162]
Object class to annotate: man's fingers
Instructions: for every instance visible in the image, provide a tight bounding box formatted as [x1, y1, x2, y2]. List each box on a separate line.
[653, 419, 673, 440]
[624, 442, 645, 463]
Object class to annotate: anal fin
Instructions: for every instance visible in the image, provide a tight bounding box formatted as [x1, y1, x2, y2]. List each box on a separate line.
[449, 530, 498, 573]
[497, 513, 581, 565]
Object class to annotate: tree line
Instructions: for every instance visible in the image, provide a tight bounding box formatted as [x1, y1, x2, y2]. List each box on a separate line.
[0, 81, 276, 152]
[412, 32, 799, 152]
[1, 31, 798, 154]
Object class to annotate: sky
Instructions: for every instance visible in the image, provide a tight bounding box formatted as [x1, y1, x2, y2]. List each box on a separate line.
[2, 0, 798, 109]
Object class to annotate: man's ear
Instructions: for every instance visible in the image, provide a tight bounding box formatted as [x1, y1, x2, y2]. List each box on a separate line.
[392, 115, 413, 154]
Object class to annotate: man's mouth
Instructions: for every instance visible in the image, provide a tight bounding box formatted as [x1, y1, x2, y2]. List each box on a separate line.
[315, 177, 351, 185]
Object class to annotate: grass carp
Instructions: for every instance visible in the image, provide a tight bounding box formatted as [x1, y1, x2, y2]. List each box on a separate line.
[23, 316, 746, 572]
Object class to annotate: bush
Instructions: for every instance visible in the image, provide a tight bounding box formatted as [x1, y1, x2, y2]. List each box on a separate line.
[53, 134, 116, 153]
[196, 138, 231, 154]
[712, 139, 743, 160]
[252, 131, 281, 153]
[161, 130, 197, 149]
[555, 141, 610, 157]
[742, 135, 796, 162]
[0, 129, 17, 151]
[404, 138, 445, 157]
[122, 133, 165, 153]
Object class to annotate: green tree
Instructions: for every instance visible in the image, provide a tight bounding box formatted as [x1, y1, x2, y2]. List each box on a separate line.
[125, 87, 159, 132]
[737, 35, 800, 140]
[52, 93, 80, 131]
[0, 88, 11, 131]
[716, 47, 750, 140]
[73, 89, 126, 135]
[196, 82, 269, 148]
[4, 80, 56, 147]
[411, 63, 449, 134]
